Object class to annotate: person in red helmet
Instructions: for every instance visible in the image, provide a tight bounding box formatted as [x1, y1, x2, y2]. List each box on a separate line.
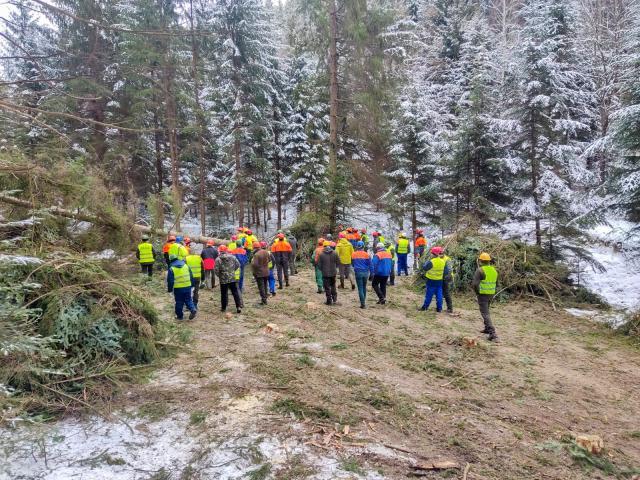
[163, 235, 176, 268]
[414, 229, 427, 268]
[251, 241, 270, 305]
[419, 246, 450, 312]
[201, 239, 218, 289]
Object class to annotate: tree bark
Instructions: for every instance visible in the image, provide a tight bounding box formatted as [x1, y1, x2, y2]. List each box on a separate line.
[162, 58, 181, 230]
[327, 0, 340, 233]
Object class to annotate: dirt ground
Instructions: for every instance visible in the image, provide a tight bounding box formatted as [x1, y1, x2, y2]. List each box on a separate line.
[102, 265, 640, 480]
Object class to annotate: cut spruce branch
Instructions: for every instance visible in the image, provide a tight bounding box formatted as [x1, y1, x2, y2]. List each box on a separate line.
[0, 193, 228, 245]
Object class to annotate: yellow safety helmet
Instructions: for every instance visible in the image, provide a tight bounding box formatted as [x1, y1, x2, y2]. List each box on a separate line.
[323, 241, 331, 247]
[479, 252, 492, 261]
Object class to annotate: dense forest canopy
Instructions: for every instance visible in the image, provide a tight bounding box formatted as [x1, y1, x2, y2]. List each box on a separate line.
[1, 0, 639, 242]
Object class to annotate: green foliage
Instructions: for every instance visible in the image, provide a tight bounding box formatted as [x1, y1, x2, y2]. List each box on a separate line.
[619, 311, 640, 343]
[271, 398, 333, 420]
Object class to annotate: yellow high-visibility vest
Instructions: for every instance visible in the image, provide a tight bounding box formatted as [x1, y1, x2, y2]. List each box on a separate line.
[425, 257, 446, 281]
[186, 255, 202, 279]
[138, 242, 154, 264]
[171, 264, 192, 289]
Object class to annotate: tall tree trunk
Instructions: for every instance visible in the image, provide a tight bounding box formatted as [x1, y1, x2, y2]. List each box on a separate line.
[162, 58, 181, 230]
[274, 108, 282, 230]
[189, 0, 207, 235]
[327, 0, 340, 233]
[529, 114, 542, 247]
[234, 134, 244, 226]
[153, 110, 164, 230]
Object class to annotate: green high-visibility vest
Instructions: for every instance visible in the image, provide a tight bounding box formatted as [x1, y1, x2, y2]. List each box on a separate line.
[425, 257, 446, 280]
[138, 242, 154, 264]
[361, 234, 369, 245]
[171, 264, 192, 289]
[479, 265, 498, 295]
[186, 255, 202, 279]
[397, 238, 409, 254]
[228, 241, 237, 250]
[168, 243, 188, 260]
[234, 268, 241, 281]
[386, 245, 396, 260]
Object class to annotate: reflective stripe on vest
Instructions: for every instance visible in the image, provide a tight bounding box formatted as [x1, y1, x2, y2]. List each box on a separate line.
[138, 242, 154, 264]
[234, 268, 241, 281]
[228, 242, 237, 250]
[479, 265, 498, 295]
[172, 264, 192, 288]
[397, 238, 409, 254]
[386, 245, 396, 260]
[425, 257, 446, 280]
[186, 255, 202, 279]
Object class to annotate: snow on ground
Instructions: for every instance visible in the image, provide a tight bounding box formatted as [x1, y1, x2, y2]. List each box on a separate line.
[0, 395, 389, 480]
[564, 308, 627, 328]
[87, 249, 117, 260]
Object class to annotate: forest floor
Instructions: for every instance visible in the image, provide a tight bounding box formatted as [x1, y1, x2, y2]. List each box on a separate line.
[3, 266, 640, 480]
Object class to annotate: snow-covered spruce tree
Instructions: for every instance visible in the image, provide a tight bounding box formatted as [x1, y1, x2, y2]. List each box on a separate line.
[506, 0, 594, 247]
[446, 14, 510, 224]
[611, 16, 640, 222]
[284, 56, 330, 213]
[210, 0, 282, 227]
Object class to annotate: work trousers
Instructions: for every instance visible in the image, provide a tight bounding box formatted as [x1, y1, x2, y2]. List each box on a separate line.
[140, 263, 153, 278]
[372, 275, 388, 301]
[338, 264, 355, 288]
[354, 271, 369, 306]
[397, 253, 409, 275]
[478, 294, 495, 334]
[323, 276, 338, 304]
[238, 266, 245, 291]
[443, 279, 453, 312]
[423, 279, 443, 311]
[314, 266, 324, 291]
[268, 269, 276, 293]
[173, 287, 196, 320]
[192, 280, 201, 307]
[389, 262, 396, 285]
[254, 275, 269, 303]
[290, 254, 298, 275]
[204, 269, 215, 288]
[276, 259, 289, 288]
[220, 282, 242, 311]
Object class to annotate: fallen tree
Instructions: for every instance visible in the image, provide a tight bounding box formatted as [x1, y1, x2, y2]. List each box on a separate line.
[0, 193, 228, 246]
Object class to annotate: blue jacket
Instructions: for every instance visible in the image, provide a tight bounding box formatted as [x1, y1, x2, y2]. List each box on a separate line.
[167, 259, 195, 293]
[371, 251, 393, 276]
[351, 250, 372, 273]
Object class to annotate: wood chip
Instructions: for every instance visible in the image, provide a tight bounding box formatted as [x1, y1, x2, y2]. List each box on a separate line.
[413, 460, 460, 470]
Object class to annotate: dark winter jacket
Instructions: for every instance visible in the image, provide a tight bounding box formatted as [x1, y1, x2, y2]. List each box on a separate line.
[201, 246, 218, 260]
[214, 252, 241, 284]
[251, 249, 270, 278]
[318, 246, 339, 277]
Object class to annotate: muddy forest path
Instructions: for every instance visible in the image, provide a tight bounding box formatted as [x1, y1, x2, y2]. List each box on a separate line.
[4, 266, 640, 480]
[126, 266, 640, 479]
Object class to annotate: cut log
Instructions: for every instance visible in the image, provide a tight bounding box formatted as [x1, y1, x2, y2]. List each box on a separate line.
[575, 434, 604, 455]
[0, 193, 228, 245]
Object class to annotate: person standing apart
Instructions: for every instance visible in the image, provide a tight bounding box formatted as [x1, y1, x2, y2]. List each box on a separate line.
[473, 252, 499, 342]
[395, 232, 411, 276]
[137, 234, 156, 280]
[442, 250, 454, 314]
[318, 241, 339, 305]
[271, 233, 293, 289]
[286, 230, 298, 276]
[167, 254, 197, 321]
[201, 240, 218, 289]
[352, 241, 372, 308]
[214, 245, 242, 314]
[251, 242, 271, 305]
[336, 232, 355, 290]
[371, 244, 392, 305]
[419, 247, 449, 312]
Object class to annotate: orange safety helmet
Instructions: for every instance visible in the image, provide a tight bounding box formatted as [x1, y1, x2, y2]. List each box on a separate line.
[218, 245, 228, 253]
[317, 237, 325, 246]
[207, 239, 215, 246]
[277, 233, 285, 239]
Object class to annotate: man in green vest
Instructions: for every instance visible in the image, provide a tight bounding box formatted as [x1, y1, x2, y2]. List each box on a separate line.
[168, 236, 189, 261]
[167, 254, 197, 321]
[186, 248, 204, 308]
[385, 241, 396, 286]
[136, 234, 156, 279]
[472, 252, 498, 341]
[419, 246, 449, 312]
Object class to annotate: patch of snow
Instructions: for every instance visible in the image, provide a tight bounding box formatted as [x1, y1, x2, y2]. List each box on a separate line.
[0, 254, 42, 266]
[564, 307, 627, 328]
[87, 249, 117, 260]
[564, 308, 598, 318]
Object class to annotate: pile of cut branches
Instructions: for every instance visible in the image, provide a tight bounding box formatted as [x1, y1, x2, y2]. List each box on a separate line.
[415, 233, 605, 307]
[0, 253, 167, 422]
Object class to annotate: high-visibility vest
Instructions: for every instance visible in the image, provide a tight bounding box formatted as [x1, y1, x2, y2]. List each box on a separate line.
[171, 264, 192, 289]
[234, 268, 241, 281]
[361, 234, 369, 245]
[386, 244, 396, 260]
[168, 243, 188, 260]
[138, 242, 154, 264]
[397, 238, 410, 254]
[425, 257, 446, 280]
[186, 255, 202, 279]
[271, 240, 292, 252]
[415, 236, 427, 247]
[479, 265, 498, 295]
[228, 241, 237, 250]
[246, 235, 258, 250]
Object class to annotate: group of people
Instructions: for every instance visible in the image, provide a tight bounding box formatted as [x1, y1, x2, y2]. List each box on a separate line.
[136, 225, 498, 342]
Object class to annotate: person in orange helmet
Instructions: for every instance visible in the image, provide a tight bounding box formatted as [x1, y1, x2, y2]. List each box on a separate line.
[201, 239, 218, 289]
[163, 235, 176, 268]
[271, 233, 293, 289]
[312, 237, 326, 294]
